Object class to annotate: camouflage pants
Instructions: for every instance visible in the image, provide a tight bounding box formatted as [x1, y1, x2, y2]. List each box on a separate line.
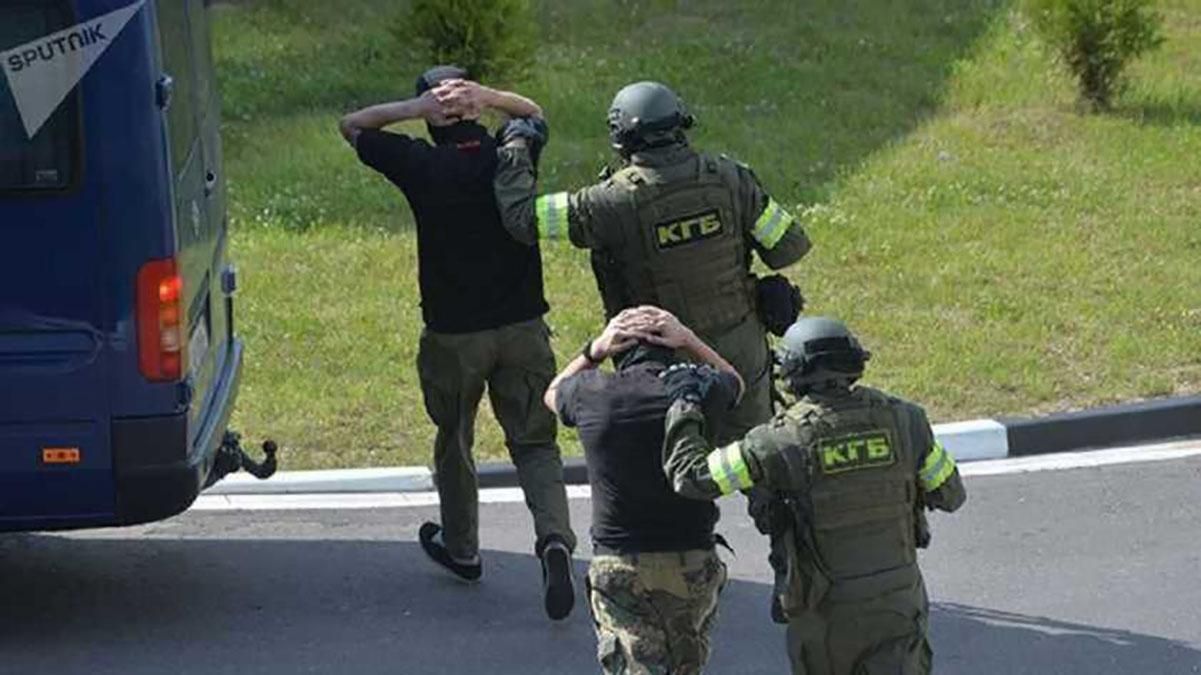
[587, 549, 727, 675]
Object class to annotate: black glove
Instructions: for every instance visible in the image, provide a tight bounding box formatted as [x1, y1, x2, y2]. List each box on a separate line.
[660, 363, 721, 405]
[498, 116, 549, 165]
[756, 275, 805, 337]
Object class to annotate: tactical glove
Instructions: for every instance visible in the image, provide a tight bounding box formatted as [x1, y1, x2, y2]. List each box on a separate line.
[660, 363, 721, 404]
[756, 275, 805, 337]
[499, 116, 549, 165]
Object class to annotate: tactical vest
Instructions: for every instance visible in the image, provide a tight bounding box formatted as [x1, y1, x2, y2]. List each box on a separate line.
[776, 391, 921, 607]
[595, 153, 756, 337]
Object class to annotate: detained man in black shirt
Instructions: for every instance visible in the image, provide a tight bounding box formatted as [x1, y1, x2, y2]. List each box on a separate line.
[544, 306, 743, 674]
[339, 66, 576, 620]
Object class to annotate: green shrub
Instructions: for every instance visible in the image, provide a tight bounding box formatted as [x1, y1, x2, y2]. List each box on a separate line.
[1026, 0, 1164, 109]
[402, 0, 535, 81]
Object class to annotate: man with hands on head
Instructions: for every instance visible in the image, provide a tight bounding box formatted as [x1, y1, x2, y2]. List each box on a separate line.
[339, 66, 575, 621]
[544, 306, 742, 675]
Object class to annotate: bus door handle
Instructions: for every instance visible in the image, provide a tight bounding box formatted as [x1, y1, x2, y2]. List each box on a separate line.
[204, 170, 217, 196]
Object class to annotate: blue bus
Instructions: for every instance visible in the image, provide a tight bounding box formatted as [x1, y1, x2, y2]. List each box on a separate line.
[0, 0, 271, 531]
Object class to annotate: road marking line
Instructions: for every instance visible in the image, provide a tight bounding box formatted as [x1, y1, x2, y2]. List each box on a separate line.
[191, 485, 593, 512]
[188, 440, 1201, 512]
[959, 439, 1201, 477]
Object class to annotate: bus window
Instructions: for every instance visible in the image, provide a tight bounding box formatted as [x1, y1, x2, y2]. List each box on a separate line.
[156, 0, 197, 173]
[0, 0, 80, 192]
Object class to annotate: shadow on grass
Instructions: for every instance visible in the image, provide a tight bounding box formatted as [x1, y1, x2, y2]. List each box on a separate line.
[531, 0, 1012, 204]
[213, 0, 1012, 229]
[2, 533, 1197, 674]
[1117, 100, 1201, 127]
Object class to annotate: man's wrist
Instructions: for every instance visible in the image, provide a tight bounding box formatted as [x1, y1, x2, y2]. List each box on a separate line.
[582, 340, 603, 365]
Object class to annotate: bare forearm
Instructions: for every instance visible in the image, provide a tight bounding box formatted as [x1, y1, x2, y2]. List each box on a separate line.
[340, 99, 429, 140]
[682, 334, 744, 399]
[544, 354, 594, 412]
[483, 87, 543, 119]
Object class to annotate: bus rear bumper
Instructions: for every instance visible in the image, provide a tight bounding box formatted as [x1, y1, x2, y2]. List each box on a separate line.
[113, 339, 244, 526]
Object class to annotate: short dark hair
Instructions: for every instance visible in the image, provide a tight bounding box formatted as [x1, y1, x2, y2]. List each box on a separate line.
[415, 65, 469, 96]
[613, 341, 676, 371]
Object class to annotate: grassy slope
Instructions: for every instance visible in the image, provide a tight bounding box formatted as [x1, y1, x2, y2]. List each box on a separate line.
[214, 0, 1201, 469]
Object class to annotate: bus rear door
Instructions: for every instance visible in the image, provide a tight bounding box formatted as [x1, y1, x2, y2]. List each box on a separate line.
[0, 0, 114, 528]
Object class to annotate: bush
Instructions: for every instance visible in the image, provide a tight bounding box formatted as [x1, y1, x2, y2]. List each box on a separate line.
[403, 0, 535, 81]
[1026, 0, 1165, 109]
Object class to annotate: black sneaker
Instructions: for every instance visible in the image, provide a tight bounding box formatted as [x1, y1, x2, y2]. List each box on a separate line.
[418, 522, 482, 583]
[540, 538, 575, 620]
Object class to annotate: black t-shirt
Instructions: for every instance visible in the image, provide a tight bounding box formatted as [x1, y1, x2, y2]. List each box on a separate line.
[355, 124, 549, 334]
[556, 363, 740, 553]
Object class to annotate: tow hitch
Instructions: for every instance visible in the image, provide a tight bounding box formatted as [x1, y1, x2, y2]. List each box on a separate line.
[204, 430, 278, 489]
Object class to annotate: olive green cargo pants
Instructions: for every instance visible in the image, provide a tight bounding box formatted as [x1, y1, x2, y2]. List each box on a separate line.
[703, 313, 790, 628]
[416, 318, 576, 560]
[786, 577, 932, 674]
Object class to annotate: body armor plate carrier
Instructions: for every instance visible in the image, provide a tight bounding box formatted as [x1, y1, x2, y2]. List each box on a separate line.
[597, 153, 756, 337]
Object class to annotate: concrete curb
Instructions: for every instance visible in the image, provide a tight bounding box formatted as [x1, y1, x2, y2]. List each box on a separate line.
[206, 395, 1201, 496]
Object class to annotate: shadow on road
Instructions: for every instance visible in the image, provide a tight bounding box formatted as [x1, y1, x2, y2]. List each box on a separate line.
[1, 534, 1197, 674]
[0, 534, 787, 674]
[932, 602, 1201, 674]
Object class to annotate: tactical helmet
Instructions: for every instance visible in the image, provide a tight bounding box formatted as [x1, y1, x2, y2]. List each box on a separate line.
[607, 81, 695, 156]
[777, 317, 871, 393]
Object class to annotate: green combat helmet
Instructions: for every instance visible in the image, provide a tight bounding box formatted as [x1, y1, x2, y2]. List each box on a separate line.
[607, 81, 695, 157]
[777, 317, 872, 395]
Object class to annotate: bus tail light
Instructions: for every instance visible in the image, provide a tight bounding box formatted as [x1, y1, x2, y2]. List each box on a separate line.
[136, 258, 184, 382]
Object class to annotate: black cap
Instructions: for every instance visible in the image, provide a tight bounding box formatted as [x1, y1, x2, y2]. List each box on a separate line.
[415, 65, 469, 96]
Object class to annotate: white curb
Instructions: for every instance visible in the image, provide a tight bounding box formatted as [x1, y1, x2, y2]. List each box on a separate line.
[204, 418, 1013, 496]
[205, 466, 433, 495]
[934, 419, 1010, 462]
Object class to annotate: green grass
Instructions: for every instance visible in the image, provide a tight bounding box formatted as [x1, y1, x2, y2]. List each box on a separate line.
[214, 0, 1201, 470]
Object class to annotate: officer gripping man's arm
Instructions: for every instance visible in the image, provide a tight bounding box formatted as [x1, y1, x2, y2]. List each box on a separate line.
[660, 318, 967, 509]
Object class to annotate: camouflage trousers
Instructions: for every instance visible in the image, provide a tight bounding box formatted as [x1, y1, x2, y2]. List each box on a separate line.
[587, 548, 727, 675]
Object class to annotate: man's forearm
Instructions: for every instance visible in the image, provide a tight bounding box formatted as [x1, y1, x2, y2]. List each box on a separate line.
[682, 334, 745, 400]
[483, 87, 543, 119]
[340, 99, 429, 141]
[544, 354, 594, 412]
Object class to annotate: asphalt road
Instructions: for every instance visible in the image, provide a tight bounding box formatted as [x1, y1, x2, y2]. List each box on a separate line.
[2, 456, 1199, 674]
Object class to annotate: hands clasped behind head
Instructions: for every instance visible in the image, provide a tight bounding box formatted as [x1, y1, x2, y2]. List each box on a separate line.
[611, 306, 694, 349]
[429, 79, 484, 122]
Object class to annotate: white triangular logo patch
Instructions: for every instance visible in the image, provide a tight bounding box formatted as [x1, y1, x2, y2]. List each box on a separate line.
[1, 0, 146, 139]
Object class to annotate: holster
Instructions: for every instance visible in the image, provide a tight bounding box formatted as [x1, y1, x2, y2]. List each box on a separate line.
[755, 274, 805, 337]
[914, 492, 932, 549]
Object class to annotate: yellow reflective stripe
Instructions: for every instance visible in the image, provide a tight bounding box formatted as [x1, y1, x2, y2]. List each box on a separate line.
[706, 442, 754, 495]
[752, 199, 794, 250]
[536, 192, 569, 240]
[920, 442, 956, 491]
